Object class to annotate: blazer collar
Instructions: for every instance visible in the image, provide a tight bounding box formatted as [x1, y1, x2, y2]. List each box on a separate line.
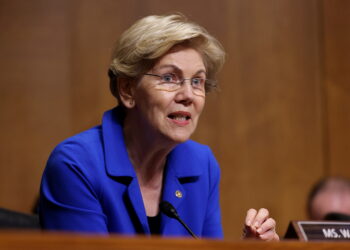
[102, 106, 136, 178]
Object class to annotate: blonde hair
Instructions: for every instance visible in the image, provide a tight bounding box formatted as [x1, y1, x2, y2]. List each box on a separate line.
[109, 13, 225, 101]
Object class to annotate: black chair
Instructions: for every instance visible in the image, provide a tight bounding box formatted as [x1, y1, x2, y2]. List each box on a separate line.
[0, 207, 40, 229]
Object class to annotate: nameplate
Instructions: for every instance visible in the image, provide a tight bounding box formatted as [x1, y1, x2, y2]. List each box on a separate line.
[284, 221, 350, 241]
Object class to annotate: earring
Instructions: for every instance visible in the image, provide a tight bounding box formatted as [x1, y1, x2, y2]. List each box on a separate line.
[129, 100, 134, 106]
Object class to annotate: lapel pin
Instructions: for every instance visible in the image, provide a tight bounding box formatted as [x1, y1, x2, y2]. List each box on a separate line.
[175, 190, 182, 198]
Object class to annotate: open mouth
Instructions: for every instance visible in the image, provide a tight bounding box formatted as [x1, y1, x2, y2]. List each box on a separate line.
[168, 111, 191, 121]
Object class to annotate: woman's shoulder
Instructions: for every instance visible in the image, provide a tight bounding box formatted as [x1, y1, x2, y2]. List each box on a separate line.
[43, 126, 106, 187]
[54, 125, 102, 150]
[48, 125, 104, 166]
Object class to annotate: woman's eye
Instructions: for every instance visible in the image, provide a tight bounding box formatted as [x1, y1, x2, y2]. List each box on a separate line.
[161, 74, 176, 83]
[192, 78, 204, 87]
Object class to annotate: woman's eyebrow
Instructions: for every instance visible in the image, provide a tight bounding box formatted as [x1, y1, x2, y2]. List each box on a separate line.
[154, 65, 207, 75]
[153, 64, 179, 72]
[195, 69, 207, 75]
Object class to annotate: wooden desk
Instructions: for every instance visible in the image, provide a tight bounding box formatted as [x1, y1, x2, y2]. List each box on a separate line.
[0, 231, 348, 250]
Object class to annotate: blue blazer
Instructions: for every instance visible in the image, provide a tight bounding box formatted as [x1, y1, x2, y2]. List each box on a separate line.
[39, 107, 223, 238]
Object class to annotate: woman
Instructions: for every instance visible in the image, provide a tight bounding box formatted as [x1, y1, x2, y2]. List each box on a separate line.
[40, 14, 278, 240]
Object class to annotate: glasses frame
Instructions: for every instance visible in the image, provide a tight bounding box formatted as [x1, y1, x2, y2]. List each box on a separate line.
[143, 73, 215, 94]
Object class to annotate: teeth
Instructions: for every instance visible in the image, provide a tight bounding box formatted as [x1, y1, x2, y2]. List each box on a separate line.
[173, 116, 186, 121]
[169, 113, 190, 120]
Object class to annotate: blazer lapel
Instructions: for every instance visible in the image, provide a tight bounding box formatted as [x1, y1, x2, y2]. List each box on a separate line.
[160, 143, 203, 234]
[161, 165, 186, 232]
[102, 107, 149, 234]
[127, 178, 149, 234]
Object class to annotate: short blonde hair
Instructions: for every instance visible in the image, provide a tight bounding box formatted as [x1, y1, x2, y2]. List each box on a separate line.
[109, 13, 225, 101]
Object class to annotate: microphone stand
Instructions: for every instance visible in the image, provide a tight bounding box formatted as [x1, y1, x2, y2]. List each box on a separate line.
[159, 201, 198, 239]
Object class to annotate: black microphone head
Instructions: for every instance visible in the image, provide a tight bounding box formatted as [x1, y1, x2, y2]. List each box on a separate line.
[159, 201, 179, 219]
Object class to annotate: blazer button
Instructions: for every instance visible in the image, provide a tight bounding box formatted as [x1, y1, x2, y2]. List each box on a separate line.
[175, 190, 182, 198]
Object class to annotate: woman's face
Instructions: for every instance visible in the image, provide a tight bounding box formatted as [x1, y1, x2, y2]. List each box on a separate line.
[131, 46, 206, 144]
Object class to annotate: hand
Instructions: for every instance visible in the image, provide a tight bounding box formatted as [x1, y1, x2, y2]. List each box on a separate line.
[242, 208, 279, 241]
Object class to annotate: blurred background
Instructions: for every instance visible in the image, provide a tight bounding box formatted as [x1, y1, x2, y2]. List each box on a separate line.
[0, 0, 349, 240]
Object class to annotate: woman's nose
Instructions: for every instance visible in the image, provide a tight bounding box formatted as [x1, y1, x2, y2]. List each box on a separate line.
[174, 79, 195, 105]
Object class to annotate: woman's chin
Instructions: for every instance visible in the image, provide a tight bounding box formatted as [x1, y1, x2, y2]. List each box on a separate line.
[157, 123, 196, 145]
[166, 131, 192, 144]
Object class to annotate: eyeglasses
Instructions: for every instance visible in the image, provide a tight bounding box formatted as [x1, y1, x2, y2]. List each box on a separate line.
[144, 73, 212, 96]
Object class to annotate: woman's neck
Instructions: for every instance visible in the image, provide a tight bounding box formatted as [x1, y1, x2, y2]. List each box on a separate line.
[122, 112, 175, 186]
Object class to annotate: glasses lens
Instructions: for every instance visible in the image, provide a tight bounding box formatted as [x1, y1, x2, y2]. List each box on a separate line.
[147, 73, 207, 96]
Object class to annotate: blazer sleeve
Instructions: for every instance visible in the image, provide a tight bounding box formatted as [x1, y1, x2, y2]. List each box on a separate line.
[201, 147, 223, 238]
[39, 143, 108, 233]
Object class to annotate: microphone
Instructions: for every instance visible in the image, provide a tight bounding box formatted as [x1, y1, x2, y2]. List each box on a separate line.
[159, 201, 198, 239]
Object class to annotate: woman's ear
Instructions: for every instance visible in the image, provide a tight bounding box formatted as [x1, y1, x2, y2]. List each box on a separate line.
[118, 77, 136, 108]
